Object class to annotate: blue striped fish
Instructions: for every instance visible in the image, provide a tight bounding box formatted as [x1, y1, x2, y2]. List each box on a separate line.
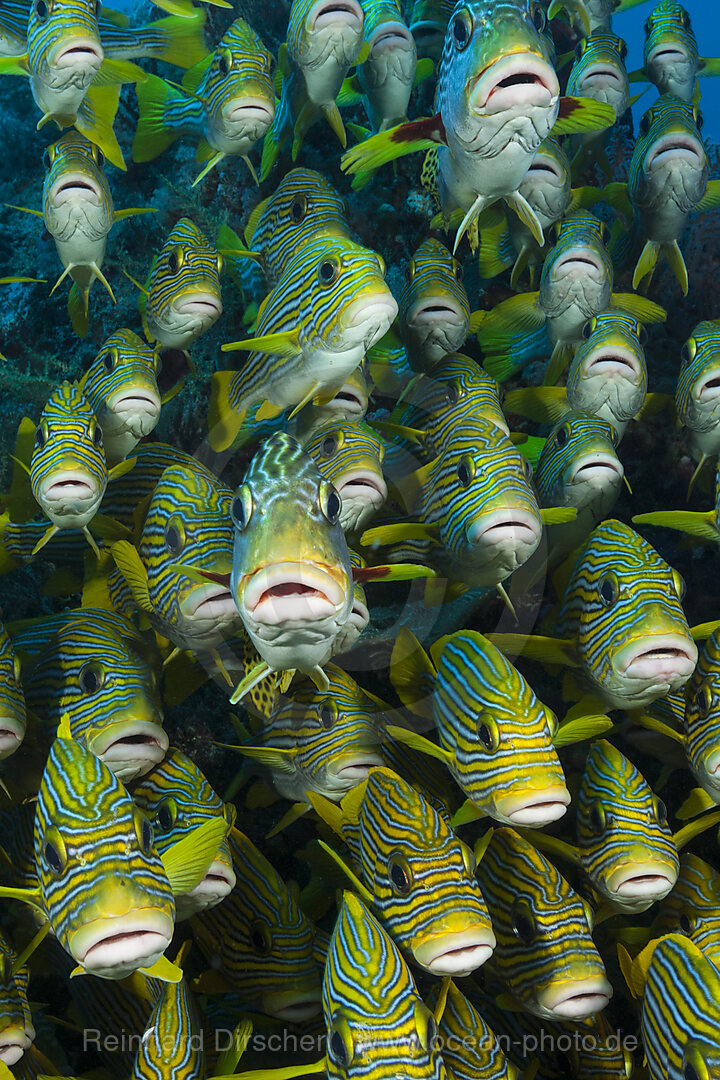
[634, 0, 720, 102]
[426, 980, 515, 1080]
[674, 321, 720, 488]
[475, 827, 612, 1020]
[0, 931, 34, 1067]
[13, 607, 167, 782]
[210, 237, 396, 452]
[406, 0, 453, 60]
[132, 969, 203, 1080]
[0, 0, 28, 56]
[388, 627, 571, 828]
[302, 420, 387, 534]
[650, 853, 720, 967]
[565, 30, 632, 177]
[0, 623, 26, 762]
[310, 765, 495, 976]
[192, 826, 322, 1021]
[259, 0, 366, 179]
[491, 519, 697, 711]
[130, 747, 236, 921]
[141, 218, 223, 349]
[78, 329, 163, 464]
[322, 891, 448, 1080]
[133, 19, 275, 187]
[397, 239, 471, 371]
[679, 630, 720, 802]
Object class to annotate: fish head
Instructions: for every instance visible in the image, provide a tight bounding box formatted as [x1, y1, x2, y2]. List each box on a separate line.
[27, 0, 103, 117]
[146, 218, 223, 349]
[292, 0, 365, 98]
[517, 136, 572, 230]
[357, 9, 417, 131]
[683, 631, 720, 801]
[0, 627, 26, 761]
[633, 95, 707, 209]
[675, 320, 720, 436]
[407, 0, 450, 60]
[231, 433, 354, 673]
[577, 739, 679, 911]
[204, 20, 276, 152]
[534, 412, 623, 517]
[304, 421, 387, 533]
[41, 131, 112, 242]
[651, 854, 720, 959]
[642, 0, 699, 100]
[35, 734, 175, 979]
[0, 937, 34, 1066]
[567, 311, 648, 432]
[566, 29, 629, 115]
[399, 238, 470, 367]
[30, 381, 107, 529]
[82, 330, 161, 457]
[540, 211, 614, 319]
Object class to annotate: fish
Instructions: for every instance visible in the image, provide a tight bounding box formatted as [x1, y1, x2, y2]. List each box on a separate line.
[133, 19, 276, 187]
[475, 826, 612, 1020]
[322, 891, 448, 1080]
[605, 94, 720, 296]
[475, 210, 666, 384]
[0, 930, 34, 1067]
[192, 826, 322, 1021]
[673, 321, 720, 492]
[0, 0, 30, 57]
[301, 419, 387, 534]
[396, 238, 473, 370]
[631, 0, 720, 103]
[633, 459, 720, 543]
[78, 329, 166, 464]
[130, 747, 236, 920]
[406, 0, 454, 60]
[8, 131, 155, 336]
[0, 717, 226, 981]
[342, 0, 615, 252]
[0, 623, 26, 762]
[289, 363, 371, 439]
[386, 626, 575, 828]
[490, 518, 698, 712]
[309, 766, 495, 976]
[209, 236, 396, 452]
[658, 630, 720, 803]
[131, 966, 204, 1080]
[426, 979, 516, 1080]
[13, 608, 168, 782]
[565, 29, 634, 178]
[504, 310, 651, 442]
[549, 0, 648, 34]
[260, 0, 366, 179]
[647, 853, 720, 967]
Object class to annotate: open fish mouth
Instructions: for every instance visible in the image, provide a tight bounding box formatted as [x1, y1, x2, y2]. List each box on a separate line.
[110, 391, 161, 419]
[0, 1026, 34, 1066]
[554, 248, 604, 278]
[329, 384, 366, 415]
[409, 298, 467, 328]
[619, 635, 697, 682]
[467, 509, 542, 550]
[577, 65, 623, 91]
[647, 43, 691, 67]
[610, 867, 676, 899]
[413, 929, 496, 977]
[90, 722, 169, 780]
[497, 786, 571, 827]
[646, 132, 704, 169]
[470, 53, 558, 115]
[0, 716, 25, 760]
[310, 0, 363, 31]
[182, 582, 237, 621]
[694, 371, 720, 403]
[583, 345, 641, 382]
[188, 858, 236, 901]
[569, 454, 623, 486]
[263, 990, 322, 1022]
[524, 156, 562, 183]
[73, 910, 173, 977]
[336, 470, 387, 504]
[52, 174, 102, 205]
[369, 21, 415, 56]
[54, 38, 103, 69]
[332, 751, 386, 783]
[174, 293, 222, 320]
[243, 563, 347, 625]
[540, 977, 613, 1020]
[344, 294, 398, 347]
[43, 472, 97, 502]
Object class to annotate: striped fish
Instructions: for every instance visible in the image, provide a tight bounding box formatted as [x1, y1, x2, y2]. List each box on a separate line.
[607, 94, 720, 296]
[426, 980, 515, 1080]
[310, 766, 495, 976]
[475, 827, 612, 1020]
[130, 747, 236, 920]
[141, 218, 223, 349]
[132, 972, 203, 1080]
[192, 826, 322, 1021]
[339, 0, 418, 134]
[133, 19, 276, 187]
[322, 891, 448, 1080]
[209, 236, 396, 452]
[302, 420, 387, 534]
[388, 627, 570, 828]
[259, 0, 366, 179]
[650, 853, 720, 967]
[0, 0, 27, 56]
[13, 608, 168, 783]
[0, 931, 34, 1067]
[674, 320, 720, 486]
[406, 0, 454, 59]
[397, 239, 471, 371]
[28, 382, 133, 557]
[679, 630, 720, 802]
[566, 30, 631, 176]
[0, 623, 26, 761]
[289, 363, 371, 439]
[492, 519, 697, 712]
[635, 0, 720, 102]
[78, 329, 163, 464]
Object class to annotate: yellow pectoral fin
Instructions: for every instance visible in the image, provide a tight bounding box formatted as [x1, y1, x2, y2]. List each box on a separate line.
[137, 954, 183, 983]
[161, 815, 229, 895]
[221, 329, 300, 357]
[316, 840, 374, 905]
[386, 725, 452, 764]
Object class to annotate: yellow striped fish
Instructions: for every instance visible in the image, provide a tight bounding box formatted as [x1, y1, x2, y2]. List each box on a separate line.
[674, 320, 720, 491]
[632, 0, 720, 103]
[426, 979, 516, 1080]
[0, 931, 34, 1067]
[650, 853, 720, 967]
[132, 969, 203, 1080]
[565, 30, 633, 177]
[0, 623, 26, 762]
[302, 420, 387, 534]
[397, 238, 472, 371]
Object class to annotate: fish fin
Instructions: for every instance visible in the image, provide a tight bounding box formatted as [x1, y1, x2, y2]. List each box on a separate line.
[76, 84, 125, 170]
[488, 633, 579, 667]
[631, 510, 717, 542]
[663, 240, 689, 295]
[30, 524, 59, 557]
[337, 73, 362, 107]
[82, 526, 100, 558]
[132, 73, 189, 162]
[617, 943, 643, 1000]
[389, 625, 436, 715]
[567, 184, 603, 211]
[207, 370, 246, 452]
[304, 790, 347, 837]
[192, 151, 225, 187]
[181, 51, 214, 92]
[137, 954, 183, 983]
[690, 619, 720, 641]
[540, 506, 578, 524]
[341, 113, 446, 176]
[230, 660, 273, 705]
[214, 1019, 253, 1078]
[313, 842, 374, 905]
[631, 240, 660, 292]
[386, 725, 452, 764]
[635, 392, 674, 419]
[3, 204, 43, 217]
[145, 10, 208, 69]
[544, 340, 574, 385]
[0, 55, 29, 76]
[503, 387, 570, 424]
[113, 206, 156, 222]
[453, 192, 489, 254]
[161, 815, 229, 895]
[255, 398, 288, 421]
[371, 419, 426, 446]
[475, 203, 513, 279]
[217, 743, 296, 772]
[361, 522, 439, 546]
[221, 328, 300, 357]
[476, 292, 545, 342]
[321, 100, 346, 148]
[0, 885, 43, 913]
[451, 801, 485, 828]
[554, 96, 615, 136]
[676, 787, 716, 821]
[306, 665, 330, 692]
[89, 513, 131, 542]
[7, 418, 38, 523]
[547, 0, 590, 33]
[93, 57, 147, 85]
[107, 456, 136, 483]
[603, 181, 633, 223]
[628, 712, 684, 744]
[673, 810, 720, 849]
[110, 540, 153, 612]
[265, 802, 310, 839]
[610, 292, 666, 324]
[553, 712, 613, 747]
[67, 284, 89, 338]
[353, 563, 436, 584]
[518, 828, 580, 865]
[696, 178, 720, 211]
[504, 190, 544, 247]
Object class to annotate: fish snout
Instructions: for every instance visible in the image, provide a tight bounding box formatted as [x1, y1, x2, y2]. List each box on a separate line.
[469, 53, 559, 116]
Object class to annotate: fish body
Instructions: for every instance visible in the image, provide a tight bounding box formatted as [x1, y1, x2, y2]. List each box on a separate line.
[566, 29, 630, 174]
[675, 320, 720, 465]
[639, 0, 715, 102]
[132, 974, 203, 1080]
[0, 931, 34, 1067]
[680, 630, 720, 802]
[79, 329, 162, 463]
[302, 419, 387, 533]
[143, 218, 223, 349]
[651, 853, 720, 965]
[428, 980, 515, 1080]
[0, 623, 26, 761]
[475, 827, 611, 1020]
[349, 0, 417, 132]
[398, 238, 470, 370]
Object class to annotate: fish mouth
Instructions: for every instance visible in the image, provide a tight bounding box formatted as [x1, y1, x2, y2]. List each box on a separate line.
[89, 722, 169, 781]
[497, 785, 571, 827]
[226, 99, 275, 124]
[330, 385, 366, 415]
[408, 298, 466, 328]
[187, 859, 236, 901]
[584, 346, 641, 381]
[0, 1027, 34, 1067]
[335, 470, 387, 504]
[554, 248, 604, 279]
[609, 867, 676, 900]
[369, 21, 415, 56]
[181, 582, 237, 621]
[243, 563, 347, 625]
[344, 294, 398, 348]
[569, 454, 623, 486]
[332, 753, 386, 782]
[54, 38, 103, 69]
[52, 173, 102, 205]
[577, 65, 623, 92]
[73, 911, 173, 978]
[695, 372, 720, 402]
[310, 0, 363, 32]
[42, 471, 97, 503]
[647, 42, 691, 67]
[262, 990, 322, 1022]
[470, 53, 559, 115]
[467, 509, 542, 550]
[540, 977, 613, 1020]
[110, 390, 161, 419]
[646, 132, 704, 169]
[0, 716, 25, 760]
[619, 635, 697, 683]
[525, 156, 562, 183]
[409, 20, 444, 56]
[173, 293, 222, 320]
[413, 929, 496, 977]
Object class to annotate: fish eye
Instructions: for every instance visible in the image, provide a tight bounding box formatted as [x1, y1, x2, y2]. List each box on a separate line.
[672, 569, 686, 601]
[691, 682, 713, 719]
[457, 454, 475, 488]
[521, 455, 533, 480]
[582, 318, 596, 340]
[134, 809, 154, 854]
[555, 423, 570, 448]
[652, 796, 668, 827]
[12, 656, 21, 683]
[679, 912, 693, 934]
[328, 1022, 353, 1069]
[167, 246, 185, 274]
[680, 9, 692, 30]
[588, 799, 607, 834]
[404, 259, 415, 283]
[444, 381, 460, 405]
[574, 40, 585, 60]
[90, 420, 103, 448]
[319, 433, 338, 458]
[531, 3, 545, 31]
[694, 107, 704, 131]
[42, 828, 66, 875]
[249, 919, 272, 955]
[155, 799, 177, 832]
[581, 898, 594, 931]
[79, 661, 105, 694]
[35, 420, 48, 448]
[511, 898, 535, 943]
[618, 38, 628, 61]
[643, 16, 652, 34]
[318, 257, 340, 286]
[387, 852, 412, 894]
[43, 147, 53, 170]
[637, 324, 648, 346]
[231, 485, 253, 531]
[452, 9, 473, 50]
[477, 715, 500, 752]
[103, 347, 118, 372]
[681, 338, 697, 365]
[320, 480, 342, 524]
[34, 0, 50, 19]
[319, 701, 337, 729]
[375, 254, 385, 276]
[216, 252, 224, 275]
[164, 515, 186, 555]
[94, 0, 101, 14]
[452, 258, 464, 282]
[598, 571, 619, 607]
[639, 112, 651, 136]
[290, 194, 307, 223]
[683, 1044, 709, 1080]
[599, 221, 611, 245]
[218, 48, 232, 76]
[546, 709, 559, 738]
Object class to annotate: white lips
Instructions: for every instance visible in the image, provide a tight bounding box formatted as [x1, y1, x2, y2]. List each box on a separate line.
[55, 38, 103, 69]
[336, 471, 387, 503]
[227, 100, 275, 123]
[409, 299, 466, 327]
[52, 175, 102, 205]
[570, 455, 623, 486]
[413, 929, 496, 977]
[613, 870, 675, 898]
[243, 563, 346, 625]
[467, 509, 541, 548]
[43, 472, 97, 501]
[310, 0, 363, 31]
[584, 347, 641, 381]
[111, 392, 161, 418]
[75, 911, 174, 978]
[543, 980, 613, 1020]
[0, 1027, 34, 1067]
[620, 636, 697, 682]
[500, 787, 571, 827]
[174, 294, 222, 319]
[554, 249, 604, 279]
[369, 23, 414, 56]
[647, 132, 703, 169]
[183, 582, 237, 620]
[696, 373, 720, 402]
[470, 53, 559, 115]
